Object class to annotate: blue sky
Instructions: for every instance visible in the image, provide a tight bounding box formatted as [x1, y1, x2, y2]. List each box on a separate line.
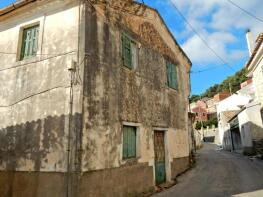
[1, 0, 263, 95]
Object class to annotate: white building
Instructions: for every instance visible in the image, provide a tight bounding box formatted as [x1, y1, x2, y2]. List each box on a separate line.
[217, 94, 251, 149]
[246, 32, 263, 113]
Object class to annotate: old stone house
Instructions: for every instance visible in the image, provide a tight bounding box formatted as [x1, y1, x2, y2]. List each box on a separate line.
[0, 0, 192, 196]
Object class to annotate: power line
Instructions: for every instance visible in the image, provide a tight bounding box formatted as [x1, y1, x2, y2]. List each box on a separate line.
[226, 0, 263, 23]
[0, 51, 76, 72]
[0, 56, 86, 107]
[191, 65, 224, 74]
[0, 51, 76, 56]
[167, 0, 236, 72]
[0, 86, 70, 108]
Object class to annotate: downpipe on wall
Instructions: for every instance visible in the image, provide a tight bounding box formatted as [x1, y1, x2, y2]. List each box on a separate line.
[66, 60, 77, 197]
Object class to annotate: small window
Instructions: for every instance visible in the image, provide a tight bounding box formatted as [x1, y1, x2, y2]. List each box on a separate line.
[20, 25, 39, 60]
[166, 61, 178, 89]
[121, 33, 137, 69]
[122, 125, 137, 159]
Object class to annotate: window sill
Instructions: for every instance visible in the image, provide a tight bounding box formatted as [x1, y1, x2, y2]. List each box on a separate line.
[122, 64, 134, 70]
[167, 86, 179, 91]
[121, 157, 139, 166]
[15, 56, 40, 66]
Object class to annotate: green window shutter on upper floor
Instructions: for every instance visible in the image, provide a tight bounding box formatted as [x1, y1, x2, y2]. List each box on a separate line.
[166, 62, 178, 89]
[121, 34, 133, 69]
[123, 126, 136, 159]
[20, 25, 39, 60]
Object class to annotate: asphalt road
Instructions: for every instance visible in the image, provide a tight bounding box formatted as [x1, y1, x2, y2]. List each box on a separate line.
[155, 143, 263, 197]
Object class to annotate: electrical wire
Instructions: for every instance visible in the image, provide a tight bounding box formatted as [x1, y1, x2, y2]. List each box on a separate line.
[226, 0, 263, 23]
[167, 0, 236, 72]
[0, 57, 86, 108]
[190, 65, 224, 74]
[0, 51, 76, 72]
[0, 51, 77, 55]
[0, 85, 70, 108]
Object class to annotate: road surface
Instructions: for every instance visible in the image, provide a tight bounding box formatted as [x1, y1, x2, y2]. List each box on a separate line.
[155, 143, 263, 197]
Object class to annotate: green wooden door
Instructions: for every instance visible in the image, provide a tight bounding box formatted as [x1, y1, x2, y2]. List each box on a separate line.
[154, 131, 166, 185]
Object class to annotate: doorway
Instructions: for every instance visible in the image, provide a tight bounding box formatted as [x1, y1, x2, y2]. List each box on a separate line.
[154, 131, 166, 185]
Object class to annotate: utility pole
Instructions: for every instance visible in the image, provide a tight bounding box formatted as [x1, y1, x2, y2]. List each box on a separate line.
[229, 82, 232, 95]
[199, 96, 204, 140]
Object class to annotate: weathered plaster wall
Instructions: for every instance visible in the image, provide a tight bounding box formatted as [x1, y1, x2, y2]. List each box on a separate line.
[81, 2, 191, 177]
[238, 103, 263, 154]
[239, 104, 263, 140]
[0, 0, 81, 173]
[238, 110, 254, 152]
[253, 57, 263, 108]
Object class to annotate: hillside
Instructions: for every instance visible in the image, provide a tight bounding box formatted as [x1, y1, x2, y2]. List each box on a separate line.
[190, 68, 248, 103]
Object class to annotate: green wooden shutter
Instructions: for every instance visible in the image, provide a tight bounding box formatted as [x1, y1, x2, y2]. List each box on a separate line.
[123, 126, 128, 159]
[123, 126, 136, 159]
[20, 25, 39, 60]
[166, 62, 178, 89]
[171, 64, 178, 89]
[121, 34, 132, 69]
[166, 62, 170, 87]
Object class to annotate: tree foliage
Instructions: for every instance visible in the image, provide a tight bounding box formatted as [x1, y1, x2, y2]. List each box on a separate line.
[195, 117, 218, 130]
[190, 68, 248, 102]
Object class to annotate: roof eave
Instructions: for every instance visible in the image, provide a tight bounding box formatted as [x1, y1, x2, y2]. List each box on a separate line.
[0, 0, 36, 17]
[133, 1, 192, 67]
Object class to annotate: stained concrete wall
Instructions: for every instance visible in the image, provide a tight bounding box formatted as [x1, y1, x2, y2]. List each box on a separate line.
[80, 2, 191, 194]
[0, 0, 191, 196]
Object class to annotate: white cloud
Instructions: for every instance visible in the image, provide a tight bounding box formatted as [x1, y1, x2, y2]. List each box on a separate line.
[169, 0, 263, 65]
[181, 31, 245, 65]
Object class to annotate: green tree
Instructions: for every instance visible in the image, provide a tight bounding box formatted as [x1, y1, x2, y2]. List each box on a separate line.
[191, 68, 248, 101]
[190, 95, 200, 103]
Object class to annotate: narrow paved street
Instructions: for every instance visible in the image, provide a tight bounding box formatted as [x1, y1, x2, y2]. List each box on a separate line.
[155, 143, 263, 197]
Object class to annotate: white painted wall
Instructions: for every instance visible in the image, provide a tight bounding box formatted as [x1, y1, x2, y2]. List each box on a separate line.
[253, 53, 263, 107]
[0, 0, 80, 172]
[217, 94, 251, 145]
[238, 102, 263, 147]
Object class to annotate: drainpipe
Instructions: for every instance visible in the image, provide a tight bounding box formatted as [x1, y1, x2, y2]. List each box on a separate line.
[188, 97, 196, 153]
[66, 62, 76, 197]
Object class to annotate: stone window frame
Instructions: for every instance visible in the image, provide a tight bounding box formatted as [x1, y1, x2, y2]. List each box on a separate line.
[16, 18, 44, 62]
[19, 24, 40, 61]
[166, 60, 179, 90]
[120, 122, 141, 164]
[120, 32, 139, 70]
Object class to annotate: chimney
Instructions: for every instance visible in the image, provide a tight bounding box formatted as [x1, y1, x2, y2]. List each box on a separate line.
[246, 29, 254, 56]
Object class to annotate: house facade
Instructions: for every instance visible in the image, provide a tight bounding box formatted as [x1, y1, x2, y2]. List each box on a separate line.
[217, 94, 251, 149]
[190, 100, 208, 122]
[246, 33, 263, 123]
[0, 0, 192, 196]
